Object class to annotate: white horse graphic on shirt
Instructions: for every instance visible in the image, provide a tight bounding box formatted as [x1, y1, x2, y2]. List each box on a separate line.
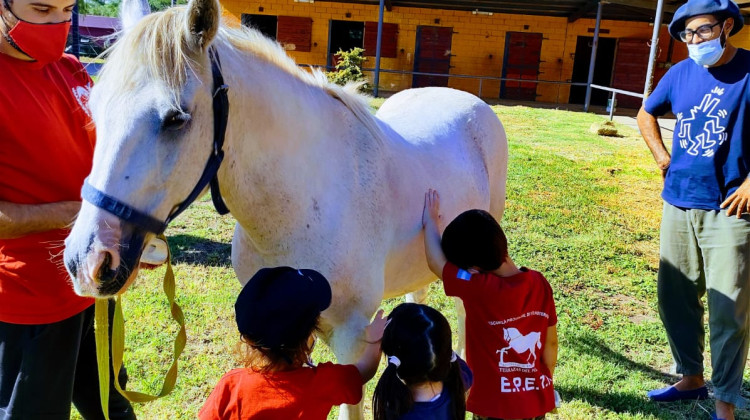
[497, 327, 542, 369]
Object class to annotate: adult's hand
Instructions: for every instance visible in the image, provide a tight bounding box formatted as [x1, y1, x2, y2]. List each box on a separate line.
[721, 178, 750, 218]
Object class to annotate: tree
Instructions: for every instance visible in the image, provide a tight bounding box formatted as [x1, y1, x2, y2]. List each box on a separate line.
[78, 0, 182, 17]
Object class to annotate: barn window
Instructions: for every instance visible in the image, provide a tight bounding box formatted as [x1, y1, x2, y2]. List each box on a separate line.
[241, 14, 278, 40]
[329, 20, 398, 66]
[329, 20, 365, 55]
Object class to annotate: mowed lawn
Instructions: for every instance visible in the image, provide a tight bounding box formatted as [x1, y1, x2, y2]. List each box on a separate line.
[74, 102, 750, 420]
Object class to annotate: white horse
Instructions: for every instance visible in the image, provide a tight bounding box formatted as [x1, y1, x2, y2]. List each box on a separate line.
[62, 0, 507, 417]
[501, 327, 542, 364]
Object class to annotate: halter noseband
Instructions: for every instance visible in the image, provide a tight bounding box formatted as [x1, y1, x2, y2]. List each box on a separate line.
[81, 47, 230, 235]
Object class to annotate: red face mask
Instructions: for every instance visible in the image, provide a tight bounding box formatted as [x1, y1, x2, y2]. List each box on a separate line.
[2, 3, 71, 63]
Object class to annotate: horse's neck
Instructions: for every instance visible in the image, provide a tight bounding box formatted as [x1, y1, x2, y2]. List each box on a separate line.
[223, 52, 352, 157]
[218, 48, 383, 243]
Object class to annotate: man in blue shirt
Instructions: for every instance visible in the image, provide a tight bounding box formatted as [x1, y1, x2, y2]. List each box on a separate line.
[637, 1, 750, 419]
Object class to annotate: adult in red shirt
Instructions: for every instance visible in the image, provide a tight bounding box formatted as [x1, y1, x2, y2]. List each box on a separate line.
[0, 0, 134, 418]
[423, 189, 559, 420]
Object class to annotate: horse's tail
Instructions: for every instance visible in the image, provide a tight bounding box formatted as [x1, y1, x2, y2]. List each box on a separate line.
[536, 335, 542, 349]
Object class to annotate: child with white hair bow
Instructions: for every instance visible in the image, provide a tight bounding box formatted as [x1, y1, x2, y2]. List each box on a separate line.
[372, 303, 473, 420]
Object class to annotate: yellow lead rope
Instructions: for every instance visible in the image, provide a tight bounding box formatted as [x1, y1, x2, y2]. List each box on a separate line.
[94, 234, 186, 418]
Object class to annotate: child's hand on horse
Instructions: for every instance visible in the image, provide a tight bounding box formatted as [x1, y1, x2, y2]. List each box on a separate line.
[423, 189, 441, 228]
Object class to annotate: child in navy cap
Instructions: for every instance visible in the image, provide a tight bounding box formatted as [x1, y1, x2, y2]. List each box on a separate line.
[199, 266, 386, 419]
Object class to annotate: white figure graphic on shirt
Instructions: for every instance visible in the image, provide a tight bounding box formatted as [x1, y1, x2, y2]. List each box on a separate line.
[676, 86, 727, 158]
[497, 327, 541, 369]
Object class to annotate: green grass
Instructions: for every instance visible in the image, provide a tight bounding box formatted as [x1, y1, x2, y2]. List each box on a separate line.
[74, 103, 749, 420]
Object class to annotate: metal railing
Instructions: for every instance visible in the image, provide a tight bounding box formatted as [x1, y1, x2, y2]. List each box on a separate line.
[590, 84, 644, 121]
[308, 63, 645, 120]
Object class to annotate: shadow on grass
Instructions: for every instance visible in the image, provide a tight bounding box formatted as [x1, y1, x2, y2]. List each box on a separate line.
[557, 386, 712, 420]
[564, 330, 688, 418]
[167, 234, 232, 267]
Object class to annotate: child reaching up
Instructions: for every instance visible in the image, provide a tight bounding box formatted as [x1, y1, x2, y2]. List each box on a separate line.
[372, 302, 473, 420]
[422, 189, 559, 420]
[199, 266, 386, 420]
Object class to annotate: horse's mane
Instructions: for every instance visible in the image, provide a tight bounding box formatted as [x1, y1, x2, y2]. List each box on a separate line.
[99, 7, 385, 145]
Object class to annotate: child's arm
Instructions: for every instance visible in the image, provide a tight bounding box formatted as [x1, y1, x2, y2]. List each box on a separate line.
[542, 325, 558, 377]
[422, 189, 447, 278]
[354, 309, 387, 383]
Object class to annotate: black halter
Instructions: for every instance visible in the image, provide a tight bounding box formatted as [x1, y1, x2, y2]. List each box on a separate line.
[81, 47, 230, 235]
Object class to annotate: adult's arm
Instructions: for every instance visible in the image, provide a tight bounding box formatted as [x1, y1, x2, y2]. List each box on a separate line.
[636, 106, 671, 180]
[0, 200, 81, 239]
[422, 189, 447, 278]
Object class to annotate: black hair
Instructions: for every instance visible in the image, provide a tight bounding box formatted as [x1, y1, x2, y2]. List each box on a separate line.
[372, 303, 466, 420]
[441, 209, 507, 271]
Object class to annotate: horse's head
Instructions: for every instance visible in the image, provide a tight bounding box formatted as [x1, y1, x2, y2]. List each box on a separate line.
[64, 0, 223, 297]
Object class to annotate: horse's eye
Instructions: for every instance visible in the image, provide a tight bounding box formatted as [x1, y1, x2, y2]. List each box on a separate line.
[162, 110, 191, 131]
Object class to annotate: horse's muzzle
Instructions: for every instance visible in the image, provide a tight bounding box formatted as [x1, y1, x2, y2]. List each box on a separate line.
[64, 225, 147, 298]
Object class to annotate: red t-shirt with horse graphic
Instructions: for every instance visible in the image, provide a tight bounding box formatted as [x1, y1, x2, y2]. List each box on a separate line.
[443, 262, 557, 419]
[0, 53, 95, 324]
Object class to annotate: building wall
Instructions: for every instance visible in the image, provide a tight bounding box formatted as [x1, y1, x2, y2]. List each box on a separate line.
[220, 0, 748, 104]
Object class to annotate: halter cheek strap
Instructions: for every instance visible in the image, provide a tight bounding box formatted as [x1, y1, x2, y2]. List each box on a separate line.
[82, 47, 230, 234]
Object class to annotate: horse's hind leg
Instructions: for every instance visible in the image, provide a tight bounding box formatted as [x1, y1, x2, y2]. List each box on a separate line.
[454, 297, 467, 358]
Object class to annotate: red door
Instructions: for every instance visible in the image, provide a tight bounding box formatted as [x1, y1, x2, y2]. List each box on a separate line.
[413, 26, 453, 88]
[611, 38, 649, 108]
[501, 32, 543, 101]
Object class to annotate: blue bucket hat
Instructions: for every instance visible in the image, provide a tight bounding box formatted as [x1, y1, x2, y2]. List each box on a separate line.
[235, 266, 332, 349]
[669, 0, 744, 40]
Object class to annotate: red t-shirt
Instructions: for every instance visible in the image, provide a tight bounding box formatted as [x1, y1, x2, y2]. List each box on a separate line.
[0, 52, 95, 324]
[199, 362, 363, 419]
[443, 262, 557, 419]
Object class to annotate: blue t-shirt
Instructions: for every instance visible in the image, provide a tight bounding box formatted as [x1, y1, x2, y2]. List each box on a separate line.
[399, 390, 454, 420]
[644, 48, 750, 210]
[398, 358, 473, 420]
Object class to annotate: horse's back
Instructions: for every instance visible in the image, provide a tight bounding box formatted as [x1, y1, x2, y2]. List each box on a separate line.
[376, 87, 500, 145]
[374, 87, 508, 297]
[377, 87, 507, 218]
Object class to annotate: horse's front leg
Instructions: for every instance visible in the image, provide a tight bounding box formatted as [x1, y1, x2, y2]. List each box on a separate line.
[329, 307, 377, 420]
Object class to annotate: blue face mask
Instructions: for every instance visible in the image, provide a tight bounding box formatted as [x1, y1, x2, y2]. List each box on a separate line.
[687, 29, 726, 67]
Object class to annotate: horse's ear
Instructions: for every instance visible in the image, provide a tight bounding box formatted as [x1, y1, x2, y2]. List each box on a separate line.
[184, 0, 219, 51]
[120, 0, 151, 34]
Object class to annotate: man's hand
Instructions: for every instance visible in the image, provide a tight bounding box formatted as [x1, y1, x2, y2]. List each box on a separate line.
[721, 178, 750, 218]
[659, 162, 670, 181]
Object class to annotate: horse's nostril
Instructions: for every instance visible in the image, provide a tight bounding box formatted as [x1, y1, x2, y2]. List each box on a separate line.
[98, 252, 114, 282]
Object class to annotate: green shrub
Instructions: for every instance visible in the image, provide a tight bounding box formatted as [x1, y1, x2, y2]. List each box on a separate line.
[326, 47, 370, 93]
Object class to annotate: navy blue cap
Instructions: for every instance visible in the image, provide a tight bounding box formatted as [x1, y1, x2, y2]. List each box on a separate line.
[669, 0, 744, 40]
[235, 266, 332, 349]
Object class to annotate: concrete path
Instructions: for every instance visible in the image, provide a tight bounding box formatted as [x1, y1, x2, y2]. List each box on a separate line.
[610, 114, 676, 140]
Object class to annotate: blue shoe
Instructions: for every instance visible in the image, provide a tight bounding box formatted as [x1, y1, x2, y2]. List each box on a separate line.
[711, 413, 726, 420]
[647, 385, 708, 402]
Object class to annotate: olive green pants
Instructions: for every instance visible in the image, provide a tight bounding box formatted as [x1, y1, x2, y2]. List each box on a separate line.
[658, 202, 750, 408]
